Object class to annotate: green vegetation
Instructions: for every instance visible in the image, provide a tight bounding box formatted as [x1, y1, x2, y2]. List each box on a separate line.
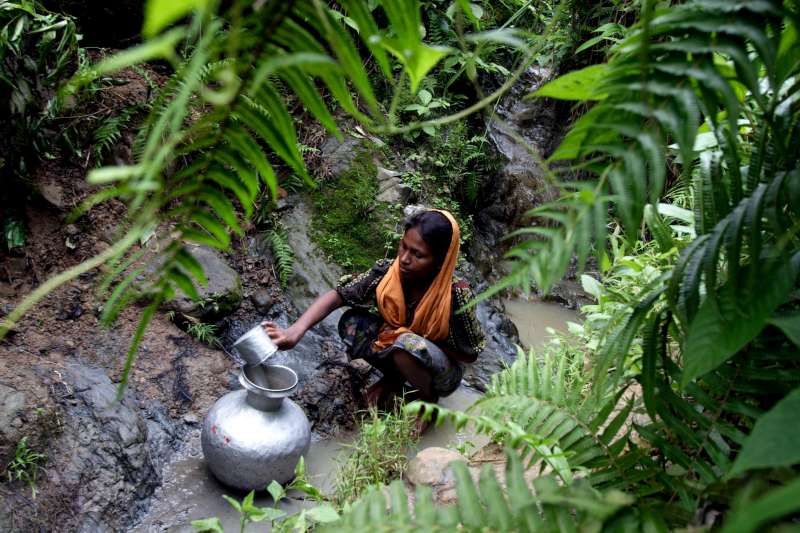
[259, 213, 295, 287]
[326, 2, 800, 531]
[192, 458, 337, 533]
[6, 436, 47, 499]
[333, 404, 419, 505]
[311, 151, 402, 272]
[1, 0, 799, 530]
[185, 320, 219, 345]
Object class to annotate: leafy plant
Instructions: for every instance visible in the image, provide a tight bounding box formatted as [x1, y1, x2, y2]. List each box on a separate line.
[185, 319, 218, 345]
[263, 217, 295, 288]
[91, 103, 146, 164]
[192, 457, 337, 533]
[473, 0, 800, 526]
[0, 0, 79, 168]
[319, 450, 661, 532]
[2, 217, 25, 250]
[333, 404, 419, 505]
[6, 436, 47, 499]
[403, 88, 450, 135]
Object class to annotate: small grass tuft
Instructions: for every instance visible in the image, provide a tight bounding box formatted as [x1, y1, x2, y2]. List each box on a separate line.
[7, 436, 47, 499]
[333, 403, 419, 506]
[186, 320, 219, 345]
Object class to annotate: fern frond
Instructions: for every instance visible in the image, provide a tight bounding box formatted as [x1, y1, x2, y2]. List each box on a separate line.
[265, 223, 295, 288]
[319, 450, 648, 533]
[91, 104, 144, 164]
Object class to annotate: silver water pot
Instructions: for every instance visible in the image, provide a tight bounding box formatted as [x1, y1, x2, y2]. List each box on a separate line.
[201, 364, 311, 490]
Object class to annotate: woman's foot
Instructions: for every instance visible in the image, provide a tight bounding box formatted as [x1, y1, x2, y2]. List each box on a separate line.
[409, 404, 437, 439]
[410, 414, 431, 439]
[363, 377, 398, 409]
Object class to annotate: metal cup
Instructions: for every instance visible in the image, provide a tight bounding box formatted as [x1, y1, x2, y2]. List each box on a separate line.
[233, 324, 278, 366]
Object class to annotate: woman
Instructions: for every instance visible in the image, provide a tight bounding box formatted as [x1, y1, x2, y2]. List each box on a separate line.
[262, 209, 485, 425]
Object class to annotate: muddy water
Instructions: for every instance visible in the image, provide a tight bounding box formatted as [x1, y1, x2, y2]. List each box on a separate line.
[504, 298, 580, 350]
[133, 299, 578, 531]
[133, 387, 486, 532]
[131, 430, 353, 532]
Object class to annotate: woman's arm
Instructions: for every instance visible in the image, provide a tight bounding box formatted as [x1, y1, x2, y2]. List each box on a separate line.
[262, 289, 343, 349]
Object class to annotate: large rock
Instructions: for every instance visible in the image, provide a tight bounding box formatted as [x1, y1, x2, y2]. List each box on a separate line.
[463, 300, 520, 391]
[163, 244, 242, 319]
[0, 362, 179, 532]
[0, 383, 26, 468]
[319, 135, 368, 177]
[277, 197, 344, 331]
[470, 66, 564, 280]
[406, 447, 467, 505]
[376, 166, 413, 204]
[54, 363, 177, 532]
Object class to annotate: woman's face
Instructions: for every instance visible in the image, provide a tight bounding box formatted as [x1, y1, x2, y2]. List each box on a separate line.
[398, 227, 437, 281]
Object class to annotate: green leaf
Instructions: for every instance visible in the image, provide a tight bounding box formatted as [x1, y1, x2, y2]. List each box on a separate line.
[768, 313, 800, 348]
[143, 0, 208, 37]
[657, 203, 694, 224]
[382, 40, 451, 93]
[465, 29, 527, 50]
[722, 477, 800, 533]
[222, 494, 242, 513]
[168, 268, 199, 301]
[267, 480, 285, 503]
[190, 211, 231, 249]
[247, 506, 285, 523]
[418, 89, 432, 106]
[198, 189, 242, 236]
[226, 127, 277, 200]
[190, 517, 223, 533]
[339, 0, 391, 78]
[581, 274, 603, 300]
[682, 259, 796, 386]
[279, 68, 339, 137]
[727, 388, 800, 478]
[87, 165, 143, 184]
[530, 64, 611, 101]
[174, 248, 208, 287]
[307, 505, 340, 523]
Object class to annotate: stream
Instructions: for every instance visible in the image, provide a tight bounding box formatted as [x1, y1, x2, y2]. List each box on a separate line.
[132, 300, 579, 532]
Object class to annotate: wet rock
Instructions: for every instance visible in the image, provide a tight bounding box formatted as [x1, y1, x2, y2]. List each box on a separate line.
[41, 362, 179, 532]
[406, 447, 467, 505]
[278, 198, 343, 330]
[471, 66, 566, 279]
[0, 384, 26, 444]
[547, 278, 593, 310]
[463, 299, 520, 391]
[0, 384, 25, 424]
[57, 301, 83, 321]
[250, 288, 274, 314]
[293, 352, 366, 438]
[319, 135, 368, 177]
[38, 180, 68, 210]
[163, 245, 242, 319]
[376, 166, 413, 204]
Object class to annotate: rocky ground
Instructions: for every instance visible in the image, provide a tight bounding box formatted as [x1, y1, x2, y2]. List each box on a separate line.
[0, 64, 586, 531]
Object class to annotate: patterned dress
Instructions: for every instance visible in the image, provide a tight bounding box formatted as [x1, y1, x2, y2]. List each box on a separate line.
[335, 259, 485, 396]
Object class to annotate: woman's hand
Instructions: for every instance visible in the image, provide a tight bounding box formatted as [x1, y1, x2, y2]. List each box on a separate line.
[261, 321, 301, 350]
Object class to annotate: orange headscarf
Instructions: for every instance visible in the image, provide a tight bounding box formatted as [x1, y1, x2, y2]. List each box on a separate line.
[372, 209, 460, 351]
